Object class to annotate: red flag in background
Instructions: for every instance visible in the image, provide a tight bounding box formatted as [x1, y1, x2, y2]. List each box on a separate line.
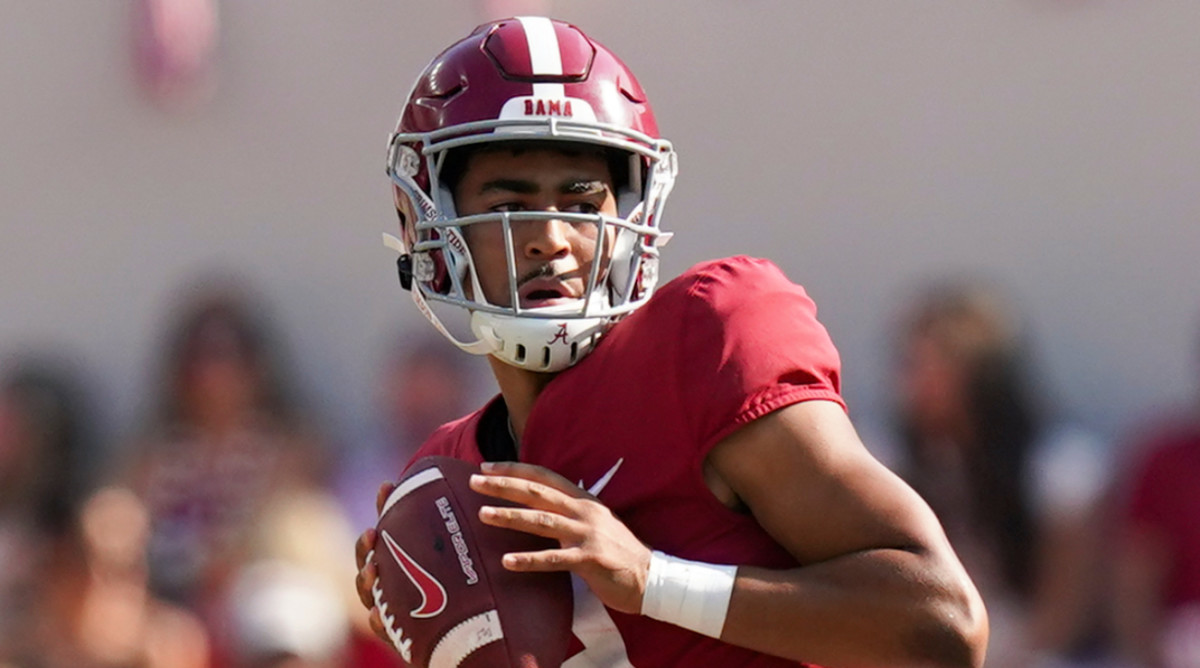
[132, 0, 218, 111]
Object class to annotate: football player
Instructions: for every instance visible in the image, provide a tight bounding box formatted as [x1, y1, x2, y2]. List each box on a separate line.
[355, 17, 987, 667]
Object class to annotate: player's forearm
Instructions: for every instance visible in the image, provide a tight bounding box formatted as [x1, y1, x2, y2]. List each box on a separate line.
[719, 547, 987, 668]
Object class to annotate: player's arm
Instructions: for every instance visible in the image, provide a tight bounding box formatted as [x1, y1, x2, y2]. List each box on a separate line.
[470, 400, 987, 667]
[703, 398, 987, 667]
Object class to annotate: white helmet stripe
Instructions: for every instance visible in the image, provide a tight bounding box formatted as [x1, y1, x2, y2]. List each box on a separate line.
[517, 16, 562, 75]
[517, 16, 565, 99]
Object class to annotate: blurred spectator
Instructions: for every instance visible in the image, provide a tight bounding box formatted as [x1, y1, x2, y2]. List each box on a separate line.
[226, 560, 349, 668]
[1110, 318, 1200, 668]
[0, 359, 209, 668]
[115, 279, 332, 667]
[0, 360, 88, 659]
[334, 332, 479, 531]
[883, 280, 1112, 667]
[233, 486, 399, 668]
[30, 486, 212, 668]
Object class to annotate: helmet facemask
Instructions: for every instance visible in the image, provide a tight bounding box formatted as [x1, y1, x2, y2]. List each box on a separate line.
[386, 132, 676, 372]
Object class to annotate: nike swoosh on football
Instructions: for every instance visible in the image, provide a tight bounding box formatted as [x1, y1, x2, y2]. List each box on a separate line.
[579, 458, 624, 497]
[382, 529, 447, 618]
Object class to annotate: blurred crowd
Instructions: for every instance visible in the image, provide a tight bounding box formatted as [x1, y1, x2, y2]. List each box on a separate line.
[1, 270, 1198, 668]
[0, 276, 481, 668]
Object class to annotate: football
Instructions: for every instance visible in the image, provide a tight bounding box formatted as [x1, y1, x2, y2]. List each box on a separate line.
[371, 456, 574, 668]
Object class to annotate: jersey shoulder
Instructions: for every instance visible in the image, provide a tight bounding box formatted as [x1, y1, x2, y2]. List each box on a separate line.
[648, 255, 840, 376]
[652, 255, 825, 333]
[657, 255, 801, 302]
[578, 255, 843, 452]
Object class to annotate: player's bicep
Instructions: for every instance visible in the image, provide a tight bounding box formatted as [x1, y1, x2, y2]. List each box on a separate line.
[706, 400, 949, 565]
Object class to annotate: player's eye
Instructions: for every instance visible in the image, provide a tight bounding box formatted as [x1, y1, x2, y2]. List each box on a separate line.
[490, 201, 528, 213]
[562, 201, 601, 215]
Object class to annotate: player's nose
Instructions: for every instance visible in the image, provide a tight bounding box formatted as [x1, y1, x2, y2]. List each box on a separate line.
[521, 214, 572, 260]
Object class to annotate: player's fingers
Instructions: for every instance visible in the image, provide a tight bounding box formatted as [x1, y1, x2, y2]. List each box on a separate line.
[498, 547, 582, 572]
[470, 472, 580, 513]
[356, 551, 378, 609]
[375, 481, 397, 515]
[478, 461, 584, 496]
[478, 504, 582, 541]
[355, 527, 377, 568]
[368, 605, 390, 646]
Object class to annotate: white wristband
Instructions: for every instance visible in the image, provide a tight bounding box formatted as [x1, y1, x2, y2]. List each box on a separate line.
[640, 550, 737, 638]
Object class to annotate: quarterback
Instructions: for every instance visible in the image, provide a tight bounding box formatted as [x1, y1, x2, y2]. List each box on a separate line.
[355, 16, 987, 667]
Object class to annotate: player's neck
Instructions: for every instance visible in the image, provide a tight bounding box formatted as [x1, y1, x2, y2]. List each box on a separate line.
[487, 355, 557, 445]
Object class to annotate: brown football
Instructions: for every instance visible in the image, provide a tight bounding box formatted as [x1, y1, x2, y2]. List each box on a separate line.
[371, 456, 574, 668]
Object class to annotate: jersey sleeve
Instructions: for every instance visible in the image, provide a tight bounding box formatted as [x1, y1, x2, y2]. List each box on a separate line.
[673, 256, 844, 455]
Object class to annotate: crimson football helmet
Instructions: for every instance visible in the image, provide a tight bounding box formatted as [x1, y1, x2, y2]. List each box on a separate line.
[383, 16, 677, 372]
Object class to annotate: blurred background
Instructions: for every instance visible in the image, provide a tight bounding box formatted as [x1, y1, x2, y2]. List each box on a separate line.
[2, 1, 1199, 667]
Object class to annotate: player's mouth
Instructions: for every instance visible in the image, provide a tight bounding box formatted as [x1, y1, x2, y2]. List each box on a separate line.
[517, 277, 580, 309]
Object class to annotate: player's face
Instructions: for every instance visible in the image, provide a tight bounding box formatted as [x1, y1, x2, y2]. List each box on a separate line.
[453, 147, 618, 309]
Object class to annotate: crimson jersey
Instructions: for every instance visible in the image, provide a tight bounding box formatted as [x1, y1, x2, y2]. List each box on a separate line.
[407, 256, 843, 667]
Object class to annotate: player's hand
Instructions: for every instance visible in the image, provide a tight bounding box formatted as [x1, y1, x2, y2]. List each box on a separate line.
[354, 481, 397, 646]
[469, 460, 652, 615]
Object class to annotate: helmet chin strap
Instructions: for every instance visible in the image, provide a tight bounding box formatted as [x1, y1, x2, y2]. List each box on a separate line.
[383, 232, 492, 356]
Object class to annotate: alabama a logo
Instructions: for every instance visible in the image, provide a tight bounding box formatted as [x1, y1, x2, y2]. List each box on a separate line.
[381, 529, 447, 618]
[548, 322, 570, 345]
